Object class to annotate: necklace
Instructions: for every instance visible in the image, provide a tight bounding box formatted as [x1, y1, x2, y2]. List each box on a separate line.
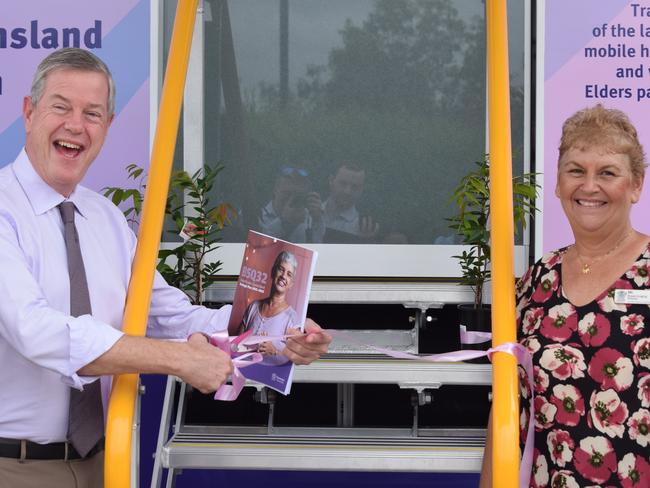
[573, 230, 634, 274]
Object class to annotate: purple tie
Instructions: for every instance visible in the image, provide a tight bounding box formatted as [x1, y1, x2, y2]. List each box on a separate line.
[59, 202, 104, 457]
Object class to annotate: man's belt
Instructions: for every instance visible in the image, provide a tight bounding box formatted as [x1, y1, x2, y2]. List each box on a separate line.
[0, 437, 104, 461]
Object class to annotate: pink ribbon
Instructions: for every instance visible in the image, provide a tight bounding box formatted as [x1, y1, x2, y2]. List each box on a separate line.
[459, 325, 493, 345]
[208, 330, 306, 400]
[208, 329, 534, 487]
[208, 330, 263, 401]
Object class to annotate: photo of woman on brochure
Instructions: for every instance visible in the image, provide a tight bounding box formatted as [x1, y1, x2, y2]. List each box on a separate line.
[238, 251, 302, 365]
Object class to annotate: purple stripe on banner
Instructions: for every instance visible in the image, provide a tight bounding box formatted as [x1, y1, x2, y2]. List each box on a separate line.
[84, 80, 149, 192]
[545, 0, 628, 80]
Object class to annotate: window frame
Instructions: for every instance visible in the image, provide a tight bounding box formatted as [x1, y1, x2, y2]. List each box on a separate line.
[153, 0, 534, 281]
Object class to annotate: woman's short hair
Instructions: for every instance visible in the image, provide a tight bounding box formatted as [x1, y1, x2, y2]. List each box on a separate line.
[272, 251, 298, 276]
[30, 47, 115, 116]
[559, 104, 647, 180]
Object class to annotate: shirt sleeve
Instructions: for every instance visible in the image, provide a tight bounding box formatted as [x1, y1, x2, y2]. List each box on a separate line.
[145, 270, 232, 339]
[0, 211, 123, 390]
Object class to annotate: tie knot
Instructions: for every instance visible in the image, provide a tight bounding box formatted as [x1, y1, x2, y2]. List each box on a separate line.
[59, 202, 76, 224]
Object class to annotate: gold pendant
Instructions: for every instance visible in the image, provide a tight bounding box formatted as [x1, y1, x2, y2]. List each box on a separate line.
[582, 264, 591, 274]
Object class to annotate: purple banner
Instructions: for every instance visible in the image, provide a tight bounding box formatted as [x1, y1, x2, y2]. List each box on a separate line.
[0, 0, 150, 193]
[542, 0, 650, 252]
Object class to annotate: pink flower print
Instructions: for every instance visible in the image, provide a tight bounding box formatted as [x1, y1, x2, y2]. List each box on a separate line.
[638, 374, 650, 408]
[546, 429, 574, 468]
[626, 408, 650, 447]
[540, 344, 586, 380]
[574, 436, 617, 484]
[626, 258, 650, 287]
[521, 335, 542, 355]
[620, 313, 645, 336]
[588, 348, 634, 392]
[550, 384, 585, 427]
[549, 470, 580, 488]
[617, 452, 650, 488]
[541, 303, 578, 342]
[534, 366, 550, 394]
[523, 307, 545, 335]
[532, 269, 559, 303]
[516, 295, 530, 324]
[519, 366, 532, 399]
[589, 389, 629, 438]
[520, 407, 530, 442]
[535, 395, 558, 431]
[577, 312, 611, 347]
[632, 337, 650, 369]
[517, 266, 534, 298]
[598, 280, 631, 313]
[542, 250, 564, 269]
[531, 449, 549, 488]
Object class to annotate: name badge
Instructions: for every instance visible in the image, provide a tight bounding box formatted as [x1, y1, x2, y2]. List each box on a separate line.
[614, 289, 650, 304]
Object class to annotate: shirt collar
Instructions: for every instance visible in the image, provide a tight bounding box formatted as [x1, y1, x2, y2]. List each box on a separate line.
[13, 148, 89, 219]
[324, 198, 358, 222]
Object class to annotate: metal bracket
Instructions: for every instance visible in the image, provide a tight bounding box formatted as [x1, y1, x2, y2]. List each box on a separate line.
[398, 382, 442, 391]
[402, 301, 444, 312]
[409, 389, 434, 437]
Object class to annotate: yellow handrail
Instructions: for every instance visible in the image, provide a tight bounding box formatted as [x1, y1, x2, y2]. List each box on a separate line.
[486, 0, 519, 486]
[104, 1, 199, 486]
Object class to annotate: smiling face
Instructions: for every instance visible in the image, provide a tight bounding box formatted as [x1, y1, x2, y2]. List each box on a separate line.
[556, 145, 643, 237]
[23, 68, 113, 197]
[271, 260, 296, 296]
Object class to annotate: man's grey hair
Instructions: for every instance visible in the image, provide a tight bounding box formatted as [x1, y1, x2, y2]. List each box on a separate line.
[30, 48, 115, 115]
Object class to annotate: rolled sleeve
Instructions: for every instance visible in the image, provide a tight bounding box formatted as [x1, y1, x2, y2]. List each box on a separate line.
[147, 270, 232, 339]
[64, 314, 124, 389]
[0, 211, 122, 388]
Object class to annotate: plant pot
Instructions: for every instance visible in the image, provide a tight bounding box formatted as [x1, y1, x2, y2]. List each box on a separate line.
[458, 303, 491, 364]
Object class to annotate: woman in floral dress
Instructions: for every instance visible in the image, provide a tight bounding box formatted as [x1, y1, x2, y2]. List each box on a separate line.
[481, 105, 650, 487]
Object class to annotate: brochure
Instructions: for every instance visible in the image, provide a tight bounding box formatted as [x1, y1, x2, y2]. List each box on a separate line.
[227, 230, 318, 394]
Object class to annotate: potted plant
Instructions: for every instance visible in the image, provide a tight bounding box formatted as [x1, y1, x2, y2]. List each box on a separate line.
[103, 163, 235, 305]
[447, 155, 538, 353]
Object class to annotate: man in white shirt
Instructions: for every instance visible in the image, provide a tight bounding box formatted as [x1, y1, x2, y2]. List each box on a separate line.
[0, 48, 330, 488]
[323, 163, 379, 241]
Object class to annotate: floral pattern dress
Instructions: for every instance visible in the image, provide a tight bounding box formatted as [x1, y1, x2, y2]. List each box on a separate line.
[517, 245, 650, 488]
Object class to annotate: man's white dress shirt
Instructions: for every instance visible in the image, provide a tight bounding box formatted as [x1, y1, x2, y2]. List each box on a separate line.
[323, 199, 361, 236]
[0, 149, 231, 443]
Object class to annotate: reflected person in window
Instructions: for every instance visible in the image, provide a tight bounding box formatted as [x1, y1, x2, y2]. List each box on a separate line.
[323, 162, 379, 242]
[258, 166, 324, 243]
[238, 251, 302, 366]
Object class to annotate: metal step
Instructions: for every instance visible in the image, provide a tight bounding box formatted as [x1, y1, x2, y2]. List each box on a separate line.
[161, 430, 485, 472]
[292, 356, 492, 388]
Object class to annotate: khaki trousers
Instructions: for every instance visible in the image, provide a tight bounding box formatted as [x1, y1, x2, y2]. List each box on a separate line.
[0, 450, 103, 488]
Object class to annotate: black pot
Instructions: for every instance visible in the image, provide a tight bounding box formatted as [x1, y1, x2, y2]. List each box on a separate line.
[458, 303, 491, 363]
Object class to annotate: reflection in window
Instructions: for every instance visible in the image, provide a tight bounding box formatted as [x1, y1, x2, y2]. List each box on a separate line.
[201, 0, 525, 245]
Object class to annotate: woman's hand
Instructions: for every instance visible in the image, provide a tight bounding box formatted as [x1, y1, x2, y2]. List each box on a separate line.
[258, 341, 279, 356]
[283, 319, 332, 365]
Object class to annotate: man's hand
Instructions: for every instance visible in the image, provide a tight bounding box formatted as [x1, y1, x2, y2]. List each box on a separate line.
[359, 215, 380, 239]
[283, 319, 332, 365]
[178, 333, 234, 394]
[306, 192, 323, 222]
